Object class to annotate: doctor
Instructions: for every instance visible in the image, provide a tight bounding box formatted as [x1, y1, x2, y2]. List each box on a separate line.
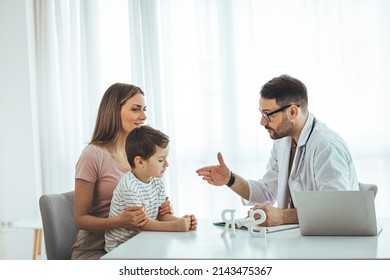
[196, 74, 359, 226]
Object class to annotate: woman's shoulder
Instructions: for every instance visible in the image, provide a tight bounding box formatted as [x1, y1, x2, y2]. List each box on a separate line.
[76, 144, 112, 169]
[80, 144, 109, 158]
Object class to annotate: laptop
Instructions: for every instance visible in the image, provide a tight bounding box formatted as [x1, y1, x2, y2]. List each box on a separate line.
[295, 190, 383, 236]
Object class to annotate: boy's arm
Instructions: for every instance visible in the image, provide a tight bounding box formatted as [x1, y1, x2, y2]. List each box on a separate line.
[158, 213, 178, 221]
[140, 216, 190, 232]
[158, 213, 198, 230]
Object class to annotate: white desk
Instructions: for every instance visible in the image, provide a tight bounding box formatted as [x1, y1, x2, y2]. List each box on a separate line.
[101, 218, 389, 259]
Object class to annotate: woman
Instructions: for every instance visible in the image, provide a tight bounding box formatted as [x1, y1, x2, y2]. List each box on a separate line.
[71, 83, 171, 260]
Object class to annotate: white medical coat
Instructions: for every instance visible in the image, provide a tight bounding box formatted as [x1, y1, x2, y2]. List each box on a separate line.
[246, 113, 359, 208]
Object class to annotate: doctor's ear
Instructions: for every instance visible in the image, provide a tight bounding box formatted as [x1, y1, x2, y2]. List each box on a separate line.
[289, 105, 300, 118]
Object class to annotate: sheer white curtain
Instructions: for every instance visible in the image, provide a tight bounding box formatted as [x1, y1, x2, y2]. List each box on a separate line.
[126, 0, 390, 218]
[32, 0, 390, 217]
[31, 0, 101, 194]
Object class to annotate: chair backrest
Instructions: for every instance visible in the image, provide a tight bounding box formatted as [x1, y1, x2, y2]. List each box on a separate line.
[358, 182, 378, 198]
[39, 191, 78, 260]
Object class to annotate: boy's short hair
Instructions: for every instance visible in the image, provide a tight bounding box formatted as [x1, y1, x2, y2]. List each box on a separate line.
[125, 125, 170, 168]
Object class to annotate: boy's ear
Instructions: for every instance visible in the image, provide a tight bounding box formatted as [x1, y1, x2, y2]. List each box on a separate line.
[134, 156, 144, 167]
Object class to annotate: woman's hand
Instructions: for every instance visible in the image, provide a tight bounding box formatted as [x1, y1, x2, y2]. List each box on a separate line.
[159, 197, 173, 216]
[120, 206, 148, 228]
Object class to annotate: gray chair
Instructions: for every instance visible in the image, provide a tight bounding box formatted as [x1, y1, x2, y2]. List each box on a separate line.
[358, 182, 378, 198]
[39, 191, 78, 260]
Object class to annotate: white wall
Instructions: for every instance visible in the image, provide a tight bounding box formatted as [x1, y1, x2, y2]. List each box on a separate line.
[0, 0, 41, 259]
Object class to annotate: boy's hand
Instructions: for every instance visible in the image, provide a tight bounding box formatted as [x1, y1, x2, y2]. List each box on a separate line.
[182, 214, 197, 230]
[175, 216, 191, 231]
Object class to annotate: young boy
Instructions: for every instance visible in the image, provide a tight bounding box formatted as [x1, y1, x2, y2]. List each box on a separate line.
[105, 125, 197, 252]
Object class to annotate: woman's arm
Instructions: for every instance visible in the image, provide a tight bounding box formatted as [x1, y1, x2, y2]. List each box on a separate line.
[74, 179, 147, 231]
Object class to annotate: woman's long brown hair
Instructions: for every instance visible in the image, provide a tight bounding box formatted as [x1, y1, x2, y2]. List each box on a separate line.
[90, 83, 144, 146]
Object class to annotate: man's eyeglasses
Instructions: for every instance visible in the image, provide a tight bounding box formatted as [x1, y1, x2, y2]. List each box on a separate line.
[259, 104, 300, 122]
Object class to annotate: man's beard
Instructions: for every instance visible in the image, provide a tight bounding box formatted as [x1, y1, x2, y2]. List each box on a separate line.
[265, 117, 294, 140]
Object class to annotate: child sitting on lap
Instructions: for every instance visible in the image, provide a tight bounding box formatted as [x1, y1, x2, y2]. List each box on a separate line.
[105, 125, 197, 252]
